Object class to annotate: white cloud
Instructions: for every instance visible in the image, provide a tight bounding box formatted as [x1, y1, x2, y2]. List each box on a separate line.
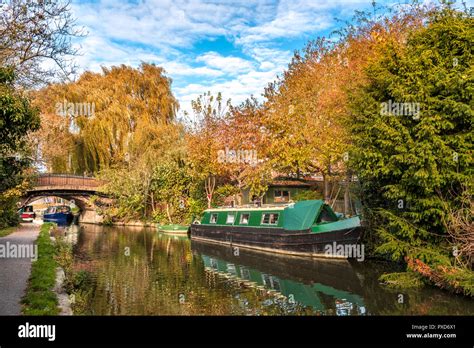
[196, 52, 254, 74]
[232, 0, 370, 46]
[69, 0, 399, 117]
[73, 34, 224, 78]
[245, 47, 293, 68]
[174, 64, 285, 117]
[72, 0, 246, 50]
[235, 11, 330, 46]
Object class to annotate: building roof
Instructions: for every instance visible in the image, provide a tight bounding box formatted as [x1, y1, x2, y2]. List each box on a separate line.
[270, 175, 323, 188]
[271, 180, 312, 187]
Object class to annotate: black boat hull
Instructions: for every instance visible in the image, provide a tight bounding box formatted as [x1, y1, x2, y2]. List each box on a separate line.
[189, 224, 363, 258]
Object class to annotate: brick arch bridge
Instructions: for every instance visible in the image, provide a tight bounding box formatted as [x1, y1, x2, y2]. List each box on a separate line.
[21, 174, 110, 224]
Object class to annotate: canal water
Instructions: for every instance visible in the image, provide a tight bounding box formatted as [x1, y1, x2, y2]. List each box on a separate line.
[63, 224, 474, 315]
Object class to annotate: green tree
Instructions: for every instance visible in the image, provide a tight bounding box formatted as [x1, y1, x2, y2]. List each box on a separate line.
[350, 6, 473, 265]
[150, 160, 191, 224]
[0, 67, 40, 228]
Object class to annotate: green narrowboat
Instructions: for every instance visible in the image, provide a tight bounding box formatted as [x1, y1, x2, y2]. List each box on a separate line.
[157, 224, 189, 235]
[189, 200, 363, 258]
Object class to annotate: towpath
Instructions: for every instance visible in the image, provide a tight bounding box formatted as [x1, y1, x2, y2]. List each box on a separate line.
[0, 223, 40, 315]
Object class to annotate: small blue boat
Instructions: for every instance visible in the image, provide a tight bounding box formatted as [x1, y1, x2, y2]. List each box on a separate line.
[43, 205, 74, 225]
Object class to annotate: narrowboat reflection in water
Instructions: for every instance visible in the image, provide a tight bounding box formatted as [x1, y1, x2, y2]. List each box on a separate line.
[191, 239, 367, 315]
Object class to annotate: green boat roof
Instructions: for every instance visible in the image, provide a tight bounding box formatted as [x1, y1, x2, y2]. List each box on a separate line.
[282, 200, 324, 231]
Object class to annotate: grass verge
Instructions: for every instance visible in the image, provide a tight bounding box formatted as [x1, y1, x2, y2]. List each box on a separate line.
[21, 222, 60, 315]
[0, 226, 16, 237]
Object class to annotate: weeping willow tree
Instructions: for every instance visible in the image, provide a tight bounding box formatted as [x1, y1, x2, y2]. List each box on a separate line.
[33, 63, 179, 174]
[32, 63, 186, 221]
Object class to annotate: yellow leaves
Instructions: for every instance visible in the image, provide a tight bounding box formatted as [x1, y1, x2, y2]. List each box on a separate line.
[370, 28, 384, 43]
[33, 63, 180, 173]
[261, 43, 354, 177]
[2, 179, 29, 199]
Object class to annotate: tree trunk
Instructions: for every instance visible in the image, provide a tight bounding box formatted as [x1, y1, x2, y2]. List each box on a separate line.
[205, 175, 216, 209]
[323, 161, 332, 202]
[323, 174, 330, 202]
[344, 172, 352, 216]
[237, 179, 242, 206]
[150, 192, 156, 214]
[166, 203, 172, 224]
[143, 171, 151, 218]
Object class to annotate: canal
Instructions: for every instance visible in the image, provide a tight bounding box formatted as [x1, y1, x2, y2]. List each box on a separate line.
[62, 224, 474, 315]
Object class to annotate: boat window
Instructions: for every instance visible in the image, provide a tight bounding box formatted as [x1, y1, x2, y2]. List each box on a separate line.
[241, 267, 251, 280]
[240, 213, 250, 224]
[262, 274, 281, 290]
[317, 207, 338, 223]
[274, 190, 290, 203]
[261, 213, 279, 225]
[227, 263, 236, 275]
[270, 213, 279, 224]
[210, 213, 218, 224]
[226, 213, 235, 224]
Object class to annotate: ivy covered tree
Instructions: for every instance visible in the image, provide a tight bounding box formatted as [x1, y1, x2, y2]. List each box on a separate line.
[350, 6, 473, 267]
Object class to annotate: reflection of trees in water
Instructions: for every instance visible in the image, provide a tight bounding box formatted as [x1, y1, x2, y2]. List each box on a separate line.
[351, 261, 474, 315]
[73, 227, 318, 315]
[72, 227, 474, 315]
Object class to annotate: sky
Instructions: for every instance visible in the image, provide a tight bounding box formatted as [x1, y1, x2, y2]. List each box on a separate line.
[68, 0, 469, 117]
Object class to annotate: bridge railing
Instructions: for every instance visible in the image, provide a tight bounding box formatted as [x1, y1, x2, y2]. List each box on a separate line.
[34, 174, 104, 188]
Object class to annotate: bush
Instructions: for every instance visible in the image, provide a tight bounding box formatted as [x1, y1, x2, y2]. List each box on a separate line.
[379, 271, 425, 289]
[293, 189, 323, 201]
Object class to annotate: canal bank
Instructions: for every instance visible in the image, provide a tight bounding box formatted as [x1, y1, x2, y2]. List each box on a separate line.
[79, 217, 155, 227]
[0, 223, 40, 315]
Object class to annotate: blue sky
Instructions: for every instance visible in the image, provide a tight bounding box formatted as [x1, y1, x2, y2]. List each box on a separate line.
[69, 0, 470, 116]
